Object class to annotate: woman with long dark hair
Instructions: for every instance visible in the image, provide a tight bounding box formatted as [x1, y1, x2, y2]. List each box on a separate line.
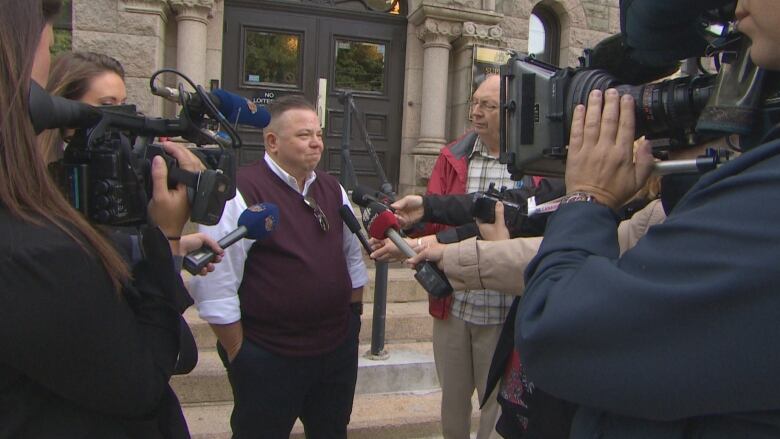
[0, 1, 200, 437]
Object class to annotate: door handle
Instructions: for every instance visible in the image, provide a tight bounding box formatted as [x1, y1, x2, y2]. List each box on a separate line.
[317, 78, 327, 128]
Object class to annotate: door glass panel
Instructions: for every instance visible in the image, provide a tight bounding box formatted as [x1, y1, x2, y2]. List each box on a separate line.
[334, 39, 386, 93]
[243, 30, 301, 87]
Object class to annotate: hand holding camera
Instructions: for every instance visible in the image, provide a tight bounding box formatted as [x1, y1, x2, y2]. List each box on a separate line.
[564, 90, 655, 210]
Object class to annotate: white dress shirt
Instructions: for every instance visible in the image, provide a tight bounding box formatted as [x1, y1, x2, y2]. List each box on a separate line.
[188, 153, 369, 324]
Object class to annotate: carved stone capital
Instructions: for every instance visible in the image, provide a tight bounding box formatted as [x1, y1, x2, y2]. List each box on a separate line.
[416, 18, 462, 45]
[121, 0, 172, 22]
[461, 21, 503, 43]
[169, 0, 215, 22]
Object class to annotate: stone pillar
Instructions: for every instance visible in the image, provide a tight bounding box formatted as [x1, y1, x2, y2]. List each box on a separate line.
[414, 19, 462, 155]
[205, 0, 224, 87]
[170, 0, 214, 87]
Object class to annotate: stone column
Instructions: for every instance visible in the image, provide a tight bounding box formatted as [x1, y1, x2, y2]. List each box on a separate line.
[170, 0, 214, 87]
[414, 19, 462, 154]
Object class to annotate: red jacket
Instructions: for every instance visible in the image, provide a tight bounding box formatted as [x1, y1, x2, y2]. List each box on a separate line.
[418, 131, 478, 237]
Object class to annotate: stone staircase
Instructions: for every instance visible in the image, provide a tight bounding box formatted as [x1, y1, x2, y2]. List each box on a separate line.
[176, 265, 480, 438]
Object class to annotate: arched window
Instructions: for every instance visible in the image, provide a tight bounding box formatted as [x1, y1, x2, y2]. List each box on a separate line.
[528, 4, 560, 66]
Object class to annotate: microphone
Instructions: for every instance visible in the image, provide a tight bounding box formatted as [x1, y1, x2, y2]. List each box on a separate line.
[339, 205, 372, 255]
[352, 185, 395, 210]
[152, 86, 271, 129]
[183, 202, 280, 275]
[360, 201, 452, 298]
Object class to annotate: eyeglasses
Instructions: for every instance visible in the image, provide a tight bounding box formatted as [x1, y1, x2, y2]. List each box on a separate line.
[303, 196, 329, 232]
[469, 99, 499, 112]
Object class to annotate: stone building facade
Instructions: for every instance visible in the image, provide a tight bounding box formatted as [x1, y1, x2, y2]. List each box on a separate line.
[71, 0, 619, 194]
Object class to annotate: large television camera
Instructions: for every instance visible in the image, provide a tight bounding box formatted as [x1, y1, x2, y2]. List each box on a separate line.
[29, 70, 262, 227]
[500, 1, 780, 179]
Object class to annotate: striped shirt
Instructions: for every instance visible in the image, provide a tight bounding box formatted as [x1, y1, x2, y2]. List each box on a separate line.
[450, 136, 518, 325]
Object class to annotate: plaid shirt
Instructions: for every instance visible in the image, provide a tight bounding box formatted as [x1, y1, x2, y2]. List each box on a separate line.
[450, 136, 517, 325]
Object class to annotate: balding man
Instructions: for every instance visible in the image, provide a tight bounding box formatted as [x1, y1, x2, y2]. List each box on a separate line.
[190, 95, 368, 439]
[377, 75, 518, 439]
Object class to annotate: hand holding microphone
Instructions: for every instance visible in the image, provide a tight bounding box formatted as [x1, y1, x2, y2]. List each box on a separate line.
[356, 198, 452, 298]
[183, 203, 279, 275]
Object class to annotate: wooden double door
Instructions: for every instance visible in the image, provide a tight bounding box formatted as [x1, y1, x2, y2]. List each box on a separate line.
[223, 0, 406, 190]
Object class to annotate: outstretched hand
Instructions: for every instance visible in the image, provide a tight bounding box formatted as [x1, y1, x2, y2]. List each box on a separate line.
[565, 89, 654, 210]
[391, 195, 424, 229]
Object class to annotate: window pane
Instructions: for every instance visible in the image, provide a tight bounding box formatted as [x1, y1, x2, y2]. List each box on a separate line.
[244, 31, 301, 86]
[334, 40, 386, 92]
[528, 14, 546, 58]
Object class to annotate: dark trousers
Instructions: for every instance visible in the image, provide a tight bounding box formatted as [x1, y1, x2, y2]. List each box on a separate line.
[218, 311, 361, 439]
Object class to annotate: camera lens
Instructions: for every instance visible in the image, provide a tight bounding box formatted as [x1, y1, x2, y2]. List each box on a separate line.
[564, 69, 716, 148]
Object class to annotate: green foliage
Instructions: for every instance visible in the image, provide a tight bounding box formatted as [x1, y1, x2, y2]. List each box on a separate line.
[335, 42, 385, 92]
[52, 29, 72, 57]
[245, 32, 300, 85]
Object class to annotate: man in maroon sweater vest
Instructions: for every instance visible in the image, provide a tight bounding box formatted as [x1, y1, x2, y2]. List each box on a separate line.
[190, 96, 368, 438]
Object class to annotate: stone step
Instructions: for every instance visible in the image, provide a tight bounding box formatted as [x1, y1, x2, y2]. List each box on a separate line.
[185, 300, 433, 350]
[363, 264, 429, 303]
[183, 265, 427, 304]
[171, 341, 438, 405]
[183, 390, 480, 439]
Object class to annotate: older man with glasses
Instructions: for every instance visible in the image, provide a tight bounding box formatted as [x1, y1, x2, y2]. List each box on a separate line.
[372, 74, 527, 439]
[190, 95, 368, 439]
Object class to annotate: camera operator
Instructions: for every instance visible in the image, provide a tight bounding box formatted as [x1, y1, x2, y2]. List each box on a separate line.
[514, 0, 780, 437]
[0, 1, 214, 437]
[38, 51, 127, 162]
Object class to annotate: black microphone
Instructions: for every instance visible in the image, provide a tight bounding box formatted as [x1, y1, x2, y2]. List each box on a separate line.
[28, 81, 102, 134]
[152, 86, 271, 129]
[339, 205, 372, 255]
[183, 203, 280, 275]
[360, 200, 452, 298]
[352, 185, 396, 213]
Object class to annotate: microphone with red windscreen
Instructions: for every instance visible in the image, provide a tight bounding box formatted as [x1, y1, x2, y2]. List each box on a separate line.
[360, 200, 452, 298]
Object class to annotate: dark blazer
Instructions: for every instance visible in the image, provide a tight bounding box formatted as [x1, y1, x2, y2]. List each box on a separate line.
[0, 213, 189, 438]
[519, 138, 780, 437]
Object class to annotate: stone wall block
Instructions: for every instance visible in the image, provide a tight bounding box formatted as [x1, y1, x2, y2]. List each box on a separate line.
[73, 0, 120, 32]
[123, 76, 160, 115]
[117, 11, 165, 35]
[414, 154, 439, 185]
[608, 6, 620, 33]
[568, 26, 609, 49]
[74, 31, 162, 77]
[500, 16, 529, 40]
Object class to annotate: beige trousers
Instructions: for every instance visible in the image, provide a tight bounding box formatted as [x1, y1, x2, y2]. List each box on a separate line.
[433, 315, 503, 439]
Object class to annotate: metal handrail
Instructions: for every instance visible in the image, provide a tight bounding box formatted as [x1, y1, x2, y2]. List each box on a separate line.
[338, 91, 391, 358]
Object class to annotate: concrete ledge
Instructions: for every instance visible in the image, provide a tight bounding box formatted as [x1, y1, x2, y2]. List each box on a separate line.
[184, 390, 480, 439]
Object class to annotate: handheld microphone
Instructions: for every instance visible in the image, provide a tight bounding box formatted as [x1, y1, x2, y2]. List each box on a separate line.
[360, 201, 453, 298]
[339, 205, 372, 255]
[352, 185, 395, 211]
[183, 203, 280, 275]
[152, 86, 271, 129]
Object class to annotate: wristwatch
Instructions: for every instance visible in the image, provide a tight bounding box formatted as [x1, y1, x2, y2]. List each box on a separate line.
[559, 191, 598, 205]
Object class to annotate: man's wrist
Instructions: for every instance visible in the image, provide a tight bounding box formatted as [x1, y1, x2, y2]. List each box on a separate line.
[561, 190, 616, 210]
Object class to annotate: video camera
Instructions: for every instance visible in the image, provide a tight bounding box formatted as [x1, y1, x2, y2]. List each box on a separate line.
[499, 1, 780, 179]
[30, 69, 259, 227]
[471, 182, 525, 225]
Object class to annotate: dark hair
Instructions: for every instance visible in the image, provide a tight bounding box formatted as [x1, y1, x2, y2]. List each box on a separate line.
[0, 0, 130, 290]
[267, 95, 317, 120]
[40, 51, 126, 161]
[47, 51, 125, 100]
